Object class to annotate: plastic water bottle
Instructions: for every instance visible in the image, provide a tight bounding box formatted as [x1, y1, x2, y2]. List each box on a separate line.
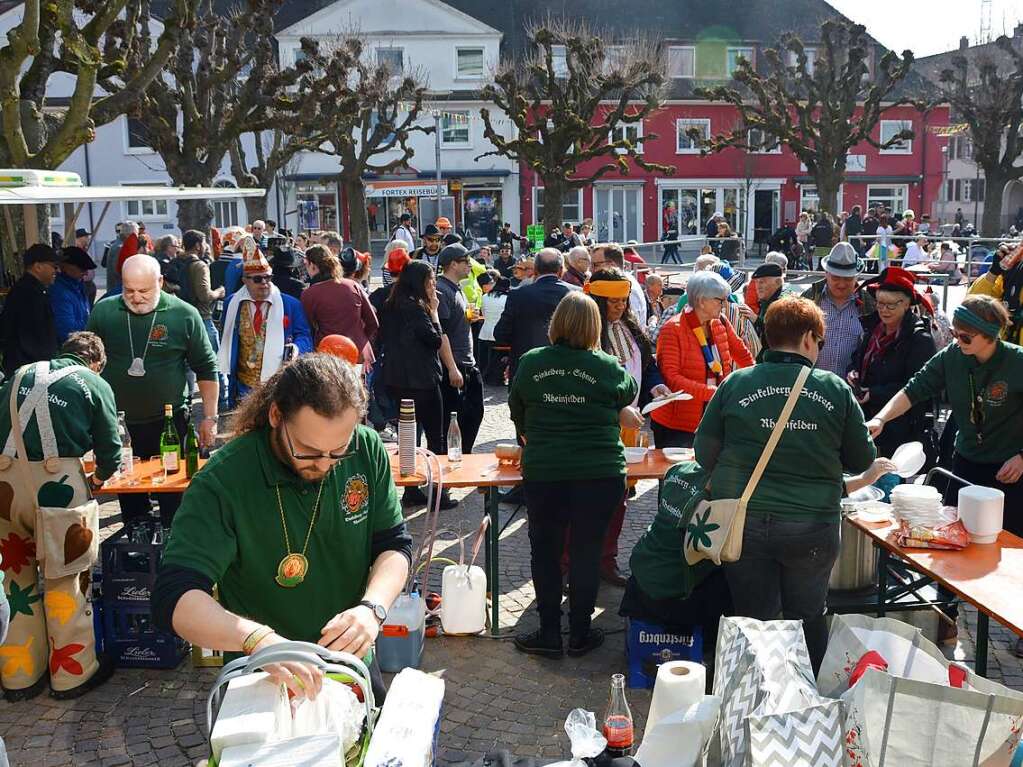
[446, 412, 462, 463]
[117, 411, 135, 485]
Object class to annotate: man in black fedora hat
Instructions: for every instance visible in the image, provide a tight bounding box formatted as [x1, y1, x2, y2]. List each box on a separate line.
[0, 244, 64, 376]
[802, 241, 876, 376]
[413, 224, 443, 270]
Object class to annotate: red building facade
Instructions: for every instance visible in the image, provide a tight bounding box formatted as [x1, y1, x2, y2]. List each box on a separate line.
[519, 103, 951, 246]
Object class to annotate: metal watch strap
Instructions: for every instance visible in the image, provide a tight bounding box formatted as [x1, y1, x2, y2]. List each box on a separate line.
[359, 600, 386, 624]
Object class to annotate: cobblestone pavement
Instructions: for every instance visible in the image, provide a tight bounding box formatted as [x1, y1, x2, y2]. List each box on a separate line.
[0, 384, 1018, 766]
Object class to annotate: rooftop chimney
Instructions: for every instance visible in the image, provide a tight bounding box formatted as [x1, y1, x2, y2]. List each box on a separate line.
[1015, 23, 1023, 40]
[959, 36, 970, 51]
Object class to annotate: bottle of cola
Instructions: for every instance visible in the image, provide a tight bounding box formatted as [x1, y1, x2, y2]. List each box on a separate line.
[602, 673, 634, 758]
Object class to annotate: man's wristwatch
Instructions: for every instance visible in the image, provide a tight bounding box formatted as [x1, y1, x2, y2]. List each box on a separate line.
[358, 600, 387, 625]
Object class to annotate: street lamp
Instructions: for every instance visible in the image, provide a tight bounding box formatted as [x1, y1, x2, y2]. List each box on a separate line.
[425, 90, 452, 223]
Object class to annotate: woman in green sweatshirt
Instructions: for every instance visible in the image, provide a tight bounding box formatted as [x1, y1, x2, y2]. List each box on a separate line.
[509, 290, 640, 659]
[694, 296, 876, 672]
[869, 294, 1023, 521]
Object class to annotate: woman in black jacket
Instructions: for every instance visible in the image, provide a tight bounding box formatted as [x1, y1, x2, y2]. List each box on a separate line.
[847, 267, 937, 459]
[379, 260, 453, 507]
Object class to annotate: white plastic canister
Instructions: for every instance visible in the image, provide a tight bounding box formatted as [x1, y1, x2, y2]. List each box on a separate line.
[958, 485, 1004, 544]
[440, 564, 487, 635]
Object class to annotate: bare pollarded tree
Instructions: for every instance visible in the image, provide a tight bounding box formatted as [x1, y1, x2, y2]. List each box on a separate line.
[478, 17, 672, 233]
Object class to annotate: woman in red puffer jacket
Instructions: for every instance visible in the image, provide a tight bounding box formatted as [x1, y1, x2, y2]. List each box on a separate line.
[652, 271, 754, 447]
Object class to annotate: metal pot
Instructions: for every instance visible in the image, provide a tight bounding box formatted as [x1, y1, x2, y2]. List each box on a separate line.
[829, 487, 884, 593]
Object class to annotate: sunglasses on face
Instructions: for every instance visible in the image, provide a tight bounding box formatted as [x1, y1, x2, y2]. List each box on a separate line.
[246, 275, 272, 284]
[283, 422, 359, 461]
[424, 237, 441, 244]
[951, 329, 976, 345]
[813, 334, 826, 350]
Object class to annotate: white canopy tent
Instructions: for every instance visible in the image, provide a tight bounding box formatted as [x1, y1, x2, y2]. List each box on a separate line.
[0, 169, 265, 253]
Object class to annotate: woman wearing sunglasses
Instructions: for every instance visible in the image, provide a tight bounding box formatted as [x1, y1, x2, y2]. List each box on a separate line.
[868, 295, 1023, 514]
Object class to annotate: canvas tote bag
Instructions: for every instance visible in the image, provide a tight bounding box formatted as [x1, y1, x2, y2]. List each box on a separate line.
[685, 365, 811, 566]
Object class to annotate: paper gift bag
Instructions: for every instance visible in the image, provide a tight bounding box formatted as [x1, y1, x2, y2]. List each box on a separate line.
[841, 667, 1023, 767]
[817, 614, 1021, 701]
[747, 699, 844, 767]
[713, 617, 826, 767]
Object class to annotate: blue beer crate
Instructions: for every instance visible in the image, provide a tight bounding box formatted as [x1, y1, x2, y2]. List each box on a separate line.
[625, 618, 703, 689]
[100, 523, 163, 608]
[102, 604, 188, 669]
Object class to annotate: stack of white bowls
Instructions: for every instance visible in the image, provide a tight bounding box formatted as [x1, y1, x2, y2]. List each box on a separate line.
[891, 484, 946, 528]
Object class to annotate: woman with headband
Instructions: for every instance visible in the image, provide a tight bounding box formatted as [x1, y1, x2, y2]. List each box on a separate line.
[868, 294, 1023, 514]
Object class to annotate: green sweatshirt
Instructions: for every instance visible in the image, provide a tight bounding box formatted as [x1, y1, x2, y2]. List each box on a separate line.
[630, 461, 716, 601]
[903, 341, 1023, 464]
[87, 292, 217, 424]
[509, 343, 638, 482]
[0, 354, 121, 479]
[161, 425, 402, 646]
[694, 350, 876, 521]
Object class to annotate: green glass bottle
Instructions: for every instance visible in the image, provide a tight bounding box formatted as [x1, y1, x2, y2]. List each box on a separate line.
[159, 404, 181, 475]
[184, 419, 200, 479]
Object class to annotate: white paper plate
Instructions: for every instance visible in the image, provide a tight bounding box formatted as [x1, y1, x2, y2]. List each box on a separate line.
[662, 448, 694, 462]
[891, 441, 926, 478]
[641, 390, 694, 415]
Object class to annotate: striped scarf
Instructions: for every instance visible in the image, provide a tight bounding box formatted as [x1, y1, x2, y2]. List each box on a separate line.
[684, 306, 723, 382]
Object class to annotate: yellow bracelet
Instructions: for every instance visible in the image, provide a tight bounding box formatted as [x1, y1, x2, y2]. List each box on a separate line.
[242, 625, 274, 655]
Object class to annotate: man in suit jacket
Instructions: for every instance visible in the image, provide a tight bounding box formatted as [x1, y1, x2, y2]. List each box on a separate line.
[494, 248, 579, 378]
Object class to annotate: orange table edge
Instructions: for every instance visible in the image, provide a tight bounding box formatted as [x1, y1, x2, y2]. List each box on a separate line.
[847, 512, 1023, 676]
[388, 448, 682, 635]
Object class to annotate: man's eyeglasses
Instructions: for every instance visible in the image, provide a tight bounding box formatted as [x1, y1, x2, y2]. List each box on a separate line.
[424, 236, 442, 244]
[951, 329, 976, 345]
[246, 275, 272, 284]
[283, 422, 359, 461]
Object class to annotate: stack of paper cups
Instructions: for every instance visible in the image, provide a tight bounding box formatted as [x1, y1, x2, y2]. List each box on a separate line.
[643, 661, 706, 740]
[398, 399, 417, 477]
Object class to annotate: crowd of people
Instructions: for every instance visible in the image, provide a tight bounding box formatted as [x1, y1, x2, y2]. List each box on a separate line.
[0, 207, 1021, 702]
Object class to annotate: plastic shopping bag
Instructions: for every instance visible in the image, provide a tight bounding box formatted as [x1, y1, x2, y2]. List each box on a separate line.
[544, 709, 606, 767]
[816, 614, 1011, 700]
[841, 667, 1023, 767]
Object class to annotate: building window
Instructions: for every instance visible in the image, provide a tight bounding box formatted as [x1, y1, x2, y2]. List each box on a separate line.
[748, 128, 781, 154]
[534, 188, 583, 225]
[551, 45, 568, 78]
[603, 45, 628, 74]
[727, 47, 754, 76]
[456, 47, 484, 79]
[867, 185, 908, 216]
[376, 47, 404, 74]
[440, 111, 471, 146]
[123, 184, 170, 220]
[667, 46, 695, 79]
[799, 185, 844, 215]
[296, 183, 338, 231]
[212, 180, 240, 229]
[676, 118, 710, 154]
[611, 122, 643, 154]
[880, 119, 913, 154]
[124, 117, 154, 155]
[951, 135, 973, 160]
[787, 47, 817, 75]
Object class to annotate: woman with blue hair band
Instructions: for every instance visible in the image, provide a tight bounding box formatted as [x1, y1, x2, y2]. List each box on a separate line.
[868, 294, 1023, 516]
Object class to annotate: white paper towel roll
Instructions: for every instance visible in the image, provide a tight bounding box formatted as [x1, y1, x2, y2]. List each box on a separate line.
[643, 661, 706, 740]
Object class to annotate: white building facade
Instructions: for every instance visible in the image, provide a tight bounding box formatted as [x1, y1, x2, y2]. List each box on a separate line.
[275, 0, 519, 250]
[0, 0, 519, 255]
